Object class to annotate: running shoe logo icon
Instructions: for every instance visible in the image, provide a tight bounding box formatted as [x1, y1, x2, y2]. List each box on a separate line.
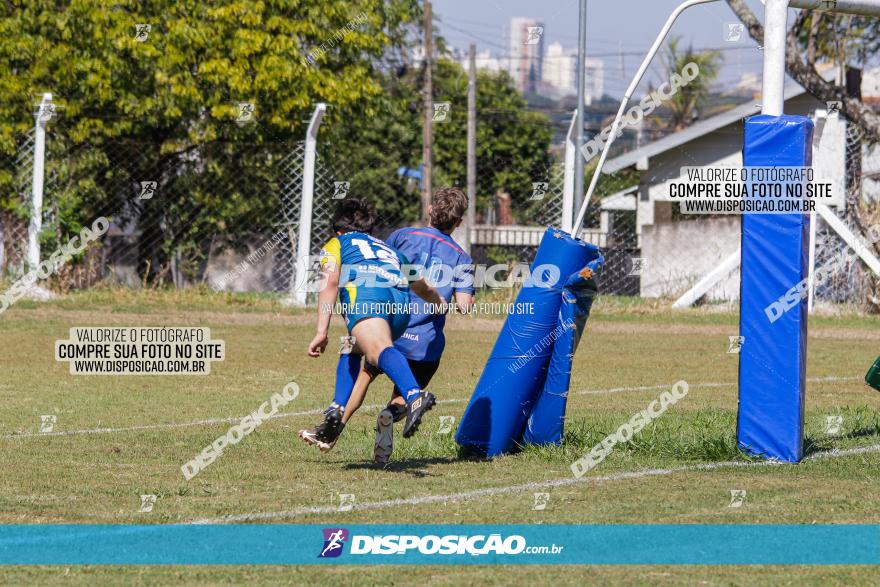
[319, 528, 349, 558]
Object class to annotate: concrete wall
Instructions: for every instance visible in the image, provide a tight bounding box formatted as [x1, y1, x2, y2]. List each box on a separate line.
[97, 233, 293, 292]
[204, 233, 291, 293]
[640, 216, 740, 300]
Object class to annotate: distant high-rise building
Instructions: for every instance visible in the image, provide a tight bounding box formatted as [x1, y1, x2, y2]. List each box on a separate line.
[542, 42, 575, 96]
[509, 17, 545, 94]
[541, 42, 604, 104]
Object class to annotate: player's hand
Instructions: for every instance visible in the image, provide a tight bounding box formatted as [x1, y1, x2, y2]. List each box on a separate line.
[308, 332, 328, 357]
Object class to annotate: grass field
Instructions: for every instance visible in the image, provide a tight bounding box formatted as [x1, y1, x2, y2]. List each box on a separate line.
[1, 289, 879, 584]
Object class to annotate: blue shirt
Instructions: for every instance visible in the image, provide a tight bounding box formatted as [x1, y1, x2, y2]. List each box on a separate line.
[386, 227, 475, 361]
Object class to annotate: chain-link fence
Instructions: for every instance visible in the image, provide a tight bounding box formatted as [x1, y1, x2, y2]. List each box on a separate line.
[0, 130, 34, 275]
[0, 113, 573, 299]
[811, 115, 880, 309]
[1, 118, 306, 293]
[1, 105, 878, 311]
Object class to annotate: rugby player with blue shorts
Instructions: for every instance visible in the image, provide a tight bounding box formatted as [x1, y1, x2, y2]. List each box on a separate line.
[335, 188, 476, 463]
[299, 198, 446, 452]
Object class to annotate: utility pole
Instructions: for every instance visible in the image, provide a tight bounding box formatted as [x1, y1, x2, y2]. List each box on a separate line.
[465, 43, 477, 254]
[573, 0, 588, 224]
[844, 67, 862, 224]
[421, 0, 434, 224]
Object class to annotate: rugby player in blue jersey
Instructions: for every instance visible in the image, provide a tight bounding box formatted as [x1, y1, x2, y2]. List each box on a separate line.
[299, 198, 446, 452]
[337, 188, 476, 463]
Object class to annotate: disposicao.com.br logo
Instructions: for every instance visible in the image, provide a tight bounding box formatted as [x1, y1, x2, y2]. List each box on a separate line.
[319, 528, 349, 558]
[319, 528, 564, 558]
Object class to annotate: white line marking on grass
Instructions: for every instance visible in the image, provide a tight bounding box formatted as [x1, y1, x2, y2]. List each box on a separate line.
[190, 442, 880, 524]
[571, 375, 857, 396]
[0, 376, 859, 440]
[0, 409, 327, 439]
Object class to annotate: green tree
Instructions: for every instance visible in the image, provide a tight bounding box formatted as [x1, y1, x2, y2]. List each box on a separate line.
[0, 1, 554, 283]
[660, 37, 722, 131]
[434, 60, 554, 221]
[0, 0, 420, 146]
[321, 57, 554, 230]
[0, 0, 421, 279]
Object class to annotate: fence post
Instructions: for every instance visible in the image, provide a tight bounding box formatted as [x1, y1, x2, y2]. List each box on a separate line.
[0, 213, 5, 273]
[807, 209, 817, 313]
[27, 93, 52, 271]
[561, 109, 577, 233]
[292, 103, 326, 306]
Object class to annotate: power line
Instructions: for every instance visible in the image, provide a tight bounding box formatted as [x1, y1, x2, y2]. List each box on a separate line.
[439, 22, 508, 50]
[438, 15, 664, 49]
[450, 46, 758, 60]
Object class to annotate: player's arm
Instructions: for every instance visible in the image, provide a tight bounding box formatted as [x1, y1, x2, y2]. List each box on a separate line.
[452, 254, 476, 313]
[308, 241, 342, 357]
[454, 290, 475, 313]
[410, 277, 446, 309]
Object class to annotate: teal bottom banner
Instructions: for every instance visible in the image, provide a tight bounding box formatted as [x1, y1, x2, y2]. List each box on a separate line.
[0, 525, 878, 565]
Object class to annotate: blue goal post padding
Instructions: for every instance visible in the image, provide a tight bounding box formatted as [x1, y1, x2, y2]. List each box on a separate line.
[523, 254, 602, 446]
[737, 114, 813, 463]
[455, 228, 601, 457]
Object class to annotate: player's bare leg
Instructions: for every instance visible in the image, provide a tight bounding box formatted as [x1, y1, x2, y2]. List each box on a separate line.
[342, 366, 376, 425]
[352, 318, 436, 447]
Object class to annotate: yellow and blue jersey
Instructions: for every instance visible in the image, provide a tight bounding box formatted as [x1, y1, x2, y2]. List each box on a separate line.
[319, 232, 411, 338]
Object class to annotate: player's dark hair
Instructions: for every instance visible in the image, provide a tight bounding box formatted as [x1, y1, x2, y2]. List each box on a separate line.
[332, 198, 377, 234]
[429, 187, 468, 233]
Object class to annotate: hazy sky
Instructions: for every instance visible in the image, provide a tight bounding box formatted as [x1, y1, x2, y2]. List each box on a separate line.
[431, 0, 780, 97]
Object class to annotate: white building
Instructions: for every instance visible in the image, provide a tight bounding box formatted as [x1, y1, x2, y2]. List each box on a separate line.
[601, 83, 878, 302]
[509, 17, 545, 93]
[863, 67, 880, 104]
[732, 72, 762, 96]
[458, 49, 503, 74]
[541, 42, 604, 104]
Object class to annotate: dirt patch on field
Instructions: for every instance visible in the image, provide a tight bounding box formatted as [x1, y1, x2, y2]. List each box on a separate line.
[6, 307, 314, 328]
[9, 305, 880, 341]
[809, 328, 880, 341]
[447, 315, 880, 341]
[586, 320, 880, 340]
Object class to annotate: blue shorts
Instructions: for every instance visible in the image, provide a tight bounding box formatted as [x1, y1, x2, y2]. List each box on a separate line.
[342, 286, 411, 341]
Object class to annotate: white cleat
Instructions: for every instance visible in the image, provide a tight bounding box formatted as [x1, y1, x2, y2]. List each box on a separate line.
[374, 409, 394, 464]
